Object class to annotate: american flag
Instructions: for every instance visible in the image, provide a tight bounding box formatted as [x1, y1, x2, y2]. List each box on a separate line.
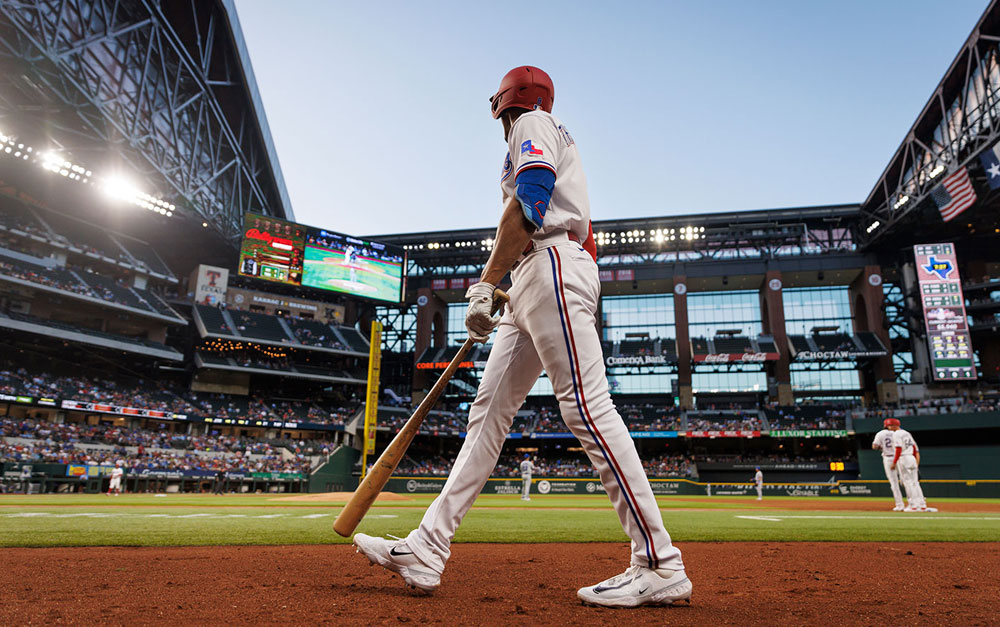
[930, 166, 976, 222]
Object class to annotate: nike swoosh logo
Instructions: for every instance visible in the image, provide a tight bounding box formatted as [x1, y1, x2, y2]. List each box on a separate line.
[593, 578, 636, 593]
[638, 586, 649, 594]
[389, 547, 413, 557]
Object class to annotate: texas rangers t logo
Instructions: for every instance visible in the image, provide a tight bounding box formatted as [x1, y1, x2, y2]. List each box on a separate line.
[521, 140, 543, 156]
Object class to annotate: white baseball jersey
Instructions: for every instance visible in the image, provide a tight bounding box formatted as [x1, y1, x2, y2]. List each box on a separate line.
[892, 429, 919, 456]
[111, 467, 124, 480]
[520, 460, 537, 477]
[873, 429, 897, 458]
[405, 109, 682, 575]
[501, 110, 590, 243]
[754, 470, 763, 485]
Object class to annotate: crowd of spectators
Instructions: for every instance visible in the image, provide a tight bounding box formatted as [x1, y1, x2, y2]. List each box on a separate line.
[764, 405, 847, 430]
[1, 366, 359, 426]
[0, 259, 94, 297]
[851, 397, 1000, 418]
[288, 323, 347, 350]
[1, 417, 320, 475]
[395, 455, 453, 476]
[687, 410, 765, 432]
[492, 453, 596, 477]
[642, 454, 697, 478]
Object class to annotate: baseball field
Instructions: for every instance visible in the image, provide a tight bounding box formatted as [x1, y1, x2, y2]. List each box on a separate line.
[2, 493, 998, 624]
[301, 245, 403, 301]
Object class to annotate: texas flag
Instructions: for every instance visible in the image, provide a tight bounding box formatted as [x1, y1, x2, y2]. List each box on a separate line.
[979, 141, 1000, 189]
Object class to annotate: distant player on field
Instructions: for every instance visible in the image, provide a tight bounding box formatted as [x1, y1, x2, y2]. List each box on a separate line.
[519, 454, 539, 501]
[872, 418, 905, 511]
[107, 460, 124, 496]
[889, 422, 937, 513]
[344, 245, 358, 284]
[753, 467, 763, 501]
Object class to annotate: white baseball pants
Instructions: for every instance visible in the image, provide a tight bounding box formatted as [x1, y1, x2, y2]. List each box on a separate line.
[521, 476, 531, 499]
[896, 455, 926, 509]
[405, 240, 683, 573]
[881, 456, 904, 508]
[755, 483, 762, 500]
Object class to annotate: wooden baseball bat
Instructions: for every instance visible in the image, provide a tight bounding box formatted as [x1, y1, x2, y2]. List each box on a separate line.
[333, 288, 509, 537]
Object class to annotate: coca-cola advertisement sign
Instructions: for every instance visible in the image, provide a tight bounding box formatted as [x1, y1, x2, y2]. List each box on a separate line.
[693, 352, 778, 363]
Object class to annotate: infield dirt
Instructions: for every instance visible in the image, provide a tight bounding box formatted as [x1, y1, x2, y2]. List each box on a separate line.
[1, 542, 997, 625]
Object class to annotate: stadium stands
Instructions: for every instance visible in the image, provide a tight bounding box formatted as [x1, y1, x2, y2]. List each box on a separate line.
[713, 335, 752, 353]
[691, 337, 710, 354]
[334, 326, 369, 353]
[2, 312, 180, 356]
[1, 417, 316, 475]
[287, 317, 347, 349]
[230, 310, 294, 343]
[195, 305, 233, 334]
[812, 332, 854, 352]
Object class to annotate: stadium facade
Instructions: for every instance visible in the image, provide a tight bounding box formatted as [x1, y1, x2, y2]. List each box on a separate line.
[2, 0, 1000, 494]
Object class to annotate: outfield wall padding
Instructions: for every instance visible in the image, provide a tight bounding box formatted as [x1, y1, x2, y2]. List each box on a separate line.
[381, 476, 1000, 498]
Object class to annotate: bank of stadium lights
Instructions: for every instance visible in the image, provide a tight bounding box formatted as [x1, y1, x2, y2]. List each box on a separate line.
[100, 175, 175, 217]
[595, 226, 703, 247]
[892, 194, 910, 210]
[0, 129, 175, 218]
[928, 164, 946, 179]
[866, 220, 881, 234]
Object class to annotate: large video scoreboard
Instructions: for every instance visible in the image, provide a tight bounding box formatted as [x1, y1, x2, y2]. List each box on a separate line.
[913, 243, 977, 381]
[237, 214, 406, 303]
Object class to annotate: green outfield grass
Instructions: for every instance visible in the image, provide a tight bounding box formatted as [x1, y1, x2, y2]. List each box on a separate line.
[1, 494, 998, 547]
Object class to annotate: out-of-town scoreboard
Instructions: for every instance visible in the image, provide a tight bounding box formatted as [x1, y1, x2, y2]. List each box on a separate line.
[913, 243, 977, 381]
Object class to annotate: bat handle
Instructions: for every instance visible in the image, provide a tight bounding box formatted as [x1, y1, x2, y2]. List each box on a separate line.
[491, 288, 509, 315]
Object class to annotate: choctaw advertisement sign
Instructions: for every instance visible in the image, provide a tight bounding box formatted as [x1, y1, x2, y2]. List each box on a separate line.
[913, 243, 976, 381]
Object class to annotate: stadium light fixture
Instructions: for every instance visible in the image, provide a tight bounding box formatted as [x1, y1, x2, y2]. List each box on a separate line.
[892, 195, 909, 210]
[866, 221, 880, 234]
[0, 129, 176, 218]
[929, 164, 945, 179]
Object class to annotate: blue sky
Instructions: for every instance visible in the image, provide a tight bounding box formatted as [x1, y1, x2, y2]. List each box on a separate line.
[234, 0, 989, 236]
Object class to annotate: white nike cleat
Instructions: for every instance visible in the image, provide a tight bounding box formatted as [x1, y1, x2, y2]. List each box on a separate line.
[577, 565, 692, 608]
[917, 506, 938, 513]
[353, 533, 441, 593]
[892, 505, 905, 512]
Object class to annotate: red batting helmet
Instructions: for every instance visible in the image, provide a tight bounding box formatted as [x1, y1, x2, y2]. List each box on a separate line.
[489, 66, 554, 119]
[883, 418, 900, 428]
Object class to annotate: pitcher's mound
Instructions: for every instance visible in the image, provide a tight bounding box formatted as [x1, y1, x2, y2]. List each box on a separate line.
[274, 491, 414, 503]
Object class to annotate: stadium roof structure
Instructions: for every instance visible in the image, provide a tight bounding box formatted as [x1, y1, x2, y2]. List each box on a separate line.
[860, 0, 1000, 250]
[0, 0, 292, 240]
[370, 203, 862, 278]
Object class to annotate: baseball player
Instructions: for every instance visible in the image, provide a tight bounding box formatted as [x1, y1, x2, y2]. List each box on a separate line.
[344, 245, 358, 284]
[872, 418, 905, 511]
[107, 460, 124, 496]
[519, 454, 539, 501]
[354, 66, 691, 608]
[889, 422, 937, 512]
[753, 467, 763, 501]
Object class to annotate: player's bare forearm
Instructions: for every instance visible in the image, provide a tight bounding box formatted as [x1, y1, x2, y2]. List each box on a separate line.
[480, 195, 534, 286]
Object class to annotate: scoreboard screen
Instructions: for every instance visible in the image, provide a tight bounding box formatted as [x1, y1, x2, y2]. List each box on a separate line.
[913, 243, 977, 381]
[237, 214, 306, 285]
[302, 228, 405, 303]
[236, 214, 406, 303]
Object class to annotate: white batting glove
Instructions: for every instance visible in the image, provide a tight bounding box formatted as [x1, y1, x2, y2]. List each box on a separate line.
[465, 281, 502, 343]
